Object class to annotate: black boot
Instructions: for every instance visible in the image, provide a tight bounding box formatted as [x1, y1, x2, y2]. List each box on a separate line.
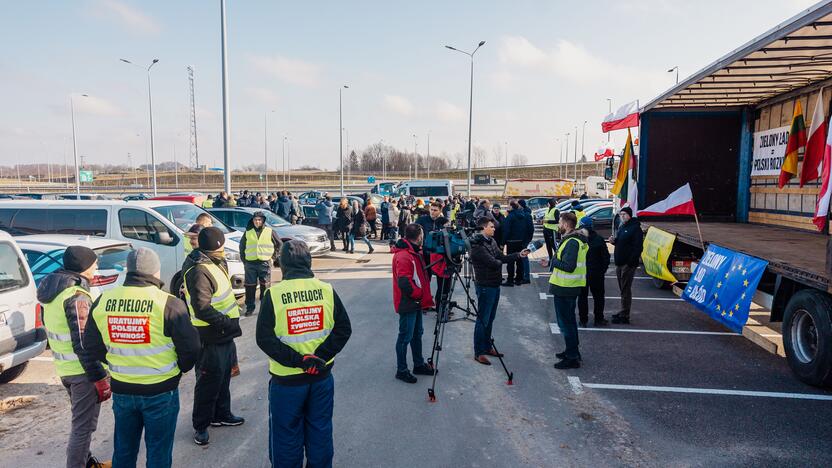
[244, 285, 256, 316]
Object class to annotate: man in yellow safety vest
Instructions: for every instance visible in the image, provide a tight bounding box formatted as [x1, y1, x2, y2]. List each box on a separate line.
[239, 211, 282, 316]
[570, 200, 586, 224]
[183, 226, 244, 446]
[202, 194, 214, 209]
[37, 246, 110, 468]
[83, 248, 201, 467]
[547, 211, 589, 370]
[256, 240, 352, 467]
[542, 198, 559, 260]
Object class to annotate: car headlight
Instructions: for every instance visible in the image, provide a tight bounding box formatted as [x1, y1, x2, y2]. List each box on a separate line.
[225, 250, 241, 262]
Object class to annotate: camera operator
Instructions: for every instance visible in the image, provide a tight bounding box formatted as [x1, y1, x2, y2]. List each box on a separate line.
[415, 202, 450, 308]
[469, 217, 529, 365]
[391, 224, 437, 383]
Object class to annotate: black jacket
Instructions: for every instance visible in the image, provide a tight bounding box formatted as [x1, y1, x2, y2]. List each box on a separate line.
[238, 219, 283, 264]
[470, 234, 520, 287]
[350, 208, 367, 237]
[37, 270, 107, 382]
[334, 205, 352, 232]
[414, 214, 446, 236]
[585, 228, 611, 279]
[492, 212, 506, 246]
[182, 250, 243, 344]
[549, 229, 589, 297]
[255, 250, 351, 386]
[612, 218, 643, 267]
[83, 273, 201, 395]
[502, 209, 533, 244]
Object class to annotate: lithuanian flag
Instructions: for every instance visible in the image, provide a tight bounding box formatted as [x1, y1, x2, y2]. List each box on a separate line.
[611, 129, 636, 202]
[779, 100, 806, 188]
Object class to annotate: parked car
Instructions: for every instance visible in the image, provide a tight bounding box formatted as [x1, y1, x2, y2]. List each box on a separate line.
[581, 203, 615, 238]
[298, 190, 327, 205]
[370, 182, 398, 196]
[209, 207, 331, 256]
[123, 193, 151, 201]
[56, 193, 111, 200]
[0, 231, 46, 384]
[15, 193, 61, 200]
[394, 179, 453, 202]
[523, 196, 551, 211]
[0, 200, 246, 297]
[16, 235, 132, 296]
[151, 193, 205, 205]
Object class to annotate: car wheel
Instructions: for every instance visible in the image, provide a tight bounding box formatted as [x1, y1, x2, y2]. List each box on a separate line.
[783, 289, 832, 388]
[0, 362, 29, 384]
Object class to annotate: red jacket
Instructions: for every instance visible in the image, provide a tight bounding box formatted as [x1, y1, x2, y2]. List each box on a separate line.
[391, 239, 435, 313]
[429, 253, 450, 278]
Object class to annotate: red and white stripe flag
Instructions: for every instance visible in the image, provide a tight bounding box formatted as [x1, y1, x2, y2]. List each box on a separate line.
[638, 183, 696, 217]
[801, 88, 827, 187]
[814, 114, 832, 230]
[602, 101, 639, 133]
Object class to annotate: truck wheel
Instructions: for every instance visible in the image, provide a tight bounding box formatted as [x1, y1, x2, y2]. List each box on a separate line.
[171, 273, 185, 301]
[651, 277, 670, 290]
[782, 289, 832, 388]
[0, 362, 29, 384]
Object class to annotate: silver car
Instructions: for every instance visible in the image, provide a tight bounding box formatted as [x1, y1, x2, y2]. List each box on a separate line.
[208, 207, 331, 256]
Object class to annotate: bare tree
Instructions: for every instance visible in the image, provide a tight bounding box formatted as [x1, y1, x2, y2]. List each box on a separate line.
[511, 154, 529, 166]
[454, 153, 463, 169]
[472, 146, 487, 168]
[492, 144, 503, 167]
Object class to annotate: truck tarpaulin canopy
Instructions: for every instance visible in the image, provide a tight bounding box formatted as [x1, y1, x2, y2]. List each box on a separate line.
[644, 1, 832, 110]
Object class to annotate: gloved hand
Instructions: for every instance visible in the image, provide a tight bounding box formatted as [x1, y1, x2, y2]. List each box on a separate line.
[94, 377, 112, 402]
[300, 355, 327, 375]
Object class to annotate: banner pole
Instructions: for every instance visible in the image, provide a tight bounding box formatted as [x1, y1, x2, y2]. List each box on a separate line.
[693, 211, 706, 251]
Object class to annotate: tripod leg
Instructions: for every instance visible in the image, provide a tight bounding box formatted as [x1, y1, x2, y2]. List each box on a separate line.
[490, 338, 514, 385]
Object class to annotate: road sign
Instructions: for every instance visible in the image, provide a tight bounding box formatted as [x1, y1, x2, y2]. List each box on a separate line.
[367, 176, 376, 184]
[79, 170, 94, 183]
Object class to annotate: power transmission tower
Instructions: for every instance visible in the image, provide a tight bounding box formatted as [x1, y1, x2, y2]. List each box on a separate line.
[187, 66, 200, 169]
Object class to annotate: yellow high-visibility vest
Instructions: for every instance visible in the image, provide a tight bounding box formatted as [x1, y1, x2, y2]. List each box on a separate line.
[43, 286, 89, 377]
[549, 237, 588, 288]
[184, 262, 240, 327]
[575, 209, 586, 224]
[94, 285, 180, 385]
[244, 226, 275, 261]
[266, 278, 336, 376]
[543, 207, 559, 231]
[202, 200, 213, 208]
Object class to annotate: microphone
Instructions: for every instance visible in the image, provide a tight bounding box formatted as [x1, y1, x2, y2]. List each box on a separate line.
[526, 239, 545, 252]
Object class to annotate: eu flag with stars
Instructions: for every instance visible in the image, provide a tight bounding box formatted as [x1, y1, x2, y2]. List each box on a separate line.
[681, 244, 768, 333]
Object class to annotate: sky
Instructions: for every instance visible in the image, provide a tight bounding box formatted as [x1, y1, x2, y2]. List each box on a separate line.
[0, 0, 821, 172]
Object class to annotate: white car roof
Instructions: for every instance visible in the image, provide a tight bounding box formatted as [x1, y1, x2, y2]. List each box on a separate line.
[14, 234, 132, 251]
[0, 199, 195, 208]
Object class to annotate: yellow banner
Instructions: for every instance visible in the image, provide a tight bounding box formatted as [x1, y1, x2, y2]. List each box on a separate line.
[641, 227, 677, 283]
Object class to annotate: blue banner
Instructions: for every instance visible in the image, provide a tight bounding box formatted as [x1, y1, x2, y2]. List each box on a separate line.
[681, 244, 768, 333]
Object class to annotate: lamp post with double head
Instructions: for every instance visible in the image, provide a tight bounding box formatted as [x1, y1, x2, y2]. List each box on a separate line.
[445, 40, 485, 197]
[120, 58, 159, 195]
[69, 93, 88, 196]
[339, 85, 349, 196]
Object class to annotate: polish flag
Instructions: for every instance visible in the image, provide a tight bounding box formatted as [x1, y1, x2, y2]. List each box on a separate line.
[602, 101, 640, 133]
[638, 183, 696, 217]
[594, 146, 614, 161]
[801, 88, 827, 187]
[813, 114, 832, 230]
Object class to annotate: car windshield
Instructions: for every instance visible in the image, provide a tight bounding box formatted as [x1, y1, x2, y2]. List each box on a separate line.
[153, 204, 232, 234]
[0, 242, 29, 292]
[262, 211, 290, 226]
[95, 245, 132, 271]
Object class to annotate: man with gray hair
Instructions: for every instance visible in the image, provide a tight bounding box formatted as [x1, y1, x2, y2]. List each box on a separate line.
[84, 248, 201, 467]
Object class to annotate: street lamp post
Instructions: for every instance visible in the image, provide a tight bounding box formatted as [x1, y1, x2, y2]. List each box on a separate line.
[426, 132, 430, 179]
[445, 40, 485, 197]
[668, 66, 679, 84]
[120, 58, 159, 195]
[264, 110, 274, 193]
[504, 141, 508, 182]
[69, 93, 88, 196]
[574, 126, 578, 183]
[412, 134, 418, 179]
[220, 0, 232, 193]
[339, 85, 348, 196]
[565, 132, 570, 179]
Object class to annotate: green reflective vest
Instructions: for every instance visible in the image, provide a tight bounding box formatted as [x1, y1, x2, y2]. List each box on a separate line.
[184, 262, 240, 327]
[202, 200, 213, 208]
[574, 209, 586, 224]
[543, 207, 559, 231]
[94, 285, 180, 385]
[184, 239, 194, 256]
[266, 278, 335, 376]
[549, 236, 588, 288]
[244, 226, 274, 261]
[43, 285, 89, 377]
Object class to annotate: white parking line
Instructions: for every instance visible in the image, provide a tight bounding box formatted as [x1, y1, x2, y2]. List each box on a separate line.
[548, 323, 736, 336]
[565, 376, 832, 401]
[538, 293, 681, 301]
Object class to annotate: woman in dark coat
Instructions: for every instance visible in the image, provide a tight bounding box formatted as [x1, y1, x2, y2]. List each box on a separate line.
[334, 198, 353, 252]
[348, 200, 374, 254]
[398, 202, 413, 239]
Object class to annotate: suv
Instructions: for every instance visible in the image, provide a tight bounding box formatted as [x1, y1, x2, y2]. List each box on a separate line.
[0, 231, 45, 383]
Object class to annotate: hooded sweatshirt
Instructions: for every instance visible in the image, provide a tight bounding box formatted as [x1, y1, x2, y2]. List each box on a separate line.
[83, 272, 202, 395]
[238, 217, 283, 264]
[255, 244, 351, 386]
[37, 270, 107, 382]
[182, 249, 243, 344]
[549, 229, 590, 297]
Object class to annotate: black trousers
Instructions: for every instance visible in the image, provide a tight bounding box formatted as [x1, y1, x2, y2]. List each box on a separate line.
[434, 275, 452, 310]
[542, 228, 556, 260]
[505, 241, 525, 283]
[578, 274, 605, 324]
[193, 340, 236, 431]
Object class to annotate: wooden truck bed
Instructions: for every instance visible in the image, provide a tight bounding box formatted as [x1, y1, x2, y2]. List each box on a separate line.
[643, 221, 830, 291]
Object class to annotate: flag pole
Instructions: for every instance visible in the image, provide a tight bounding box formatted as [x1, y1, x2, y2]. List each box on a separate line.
[693, 211, 706, 251]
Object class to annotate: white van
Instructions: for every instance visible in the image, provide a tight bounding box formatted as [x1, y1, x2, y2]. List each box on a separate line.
[0, 231, 45, 383]
[394, 180, 453, 202]
[0, 200, 245, 297]
[585, 176, 613, 198]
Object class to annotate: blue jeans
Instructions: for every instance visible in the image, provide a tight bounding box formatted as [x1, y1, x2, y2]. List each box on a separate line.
[474, 285, 500, 356]
[269, 375, 334, 468]
[522, 257, 531, 281]
[553, 295, 580, 359]
[395, 310, 425, 372]
[112, 389, 180, 468]
[347, 233, 372, 251]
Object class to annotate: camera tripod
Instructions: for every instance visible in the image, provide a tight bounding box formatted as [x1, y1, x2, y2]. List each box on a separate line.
[425, 256, 514, 402]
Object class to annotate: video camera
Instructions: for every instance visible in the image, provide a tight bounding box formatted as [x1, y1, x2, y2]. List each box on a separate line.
[423, 226, 471, 260]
